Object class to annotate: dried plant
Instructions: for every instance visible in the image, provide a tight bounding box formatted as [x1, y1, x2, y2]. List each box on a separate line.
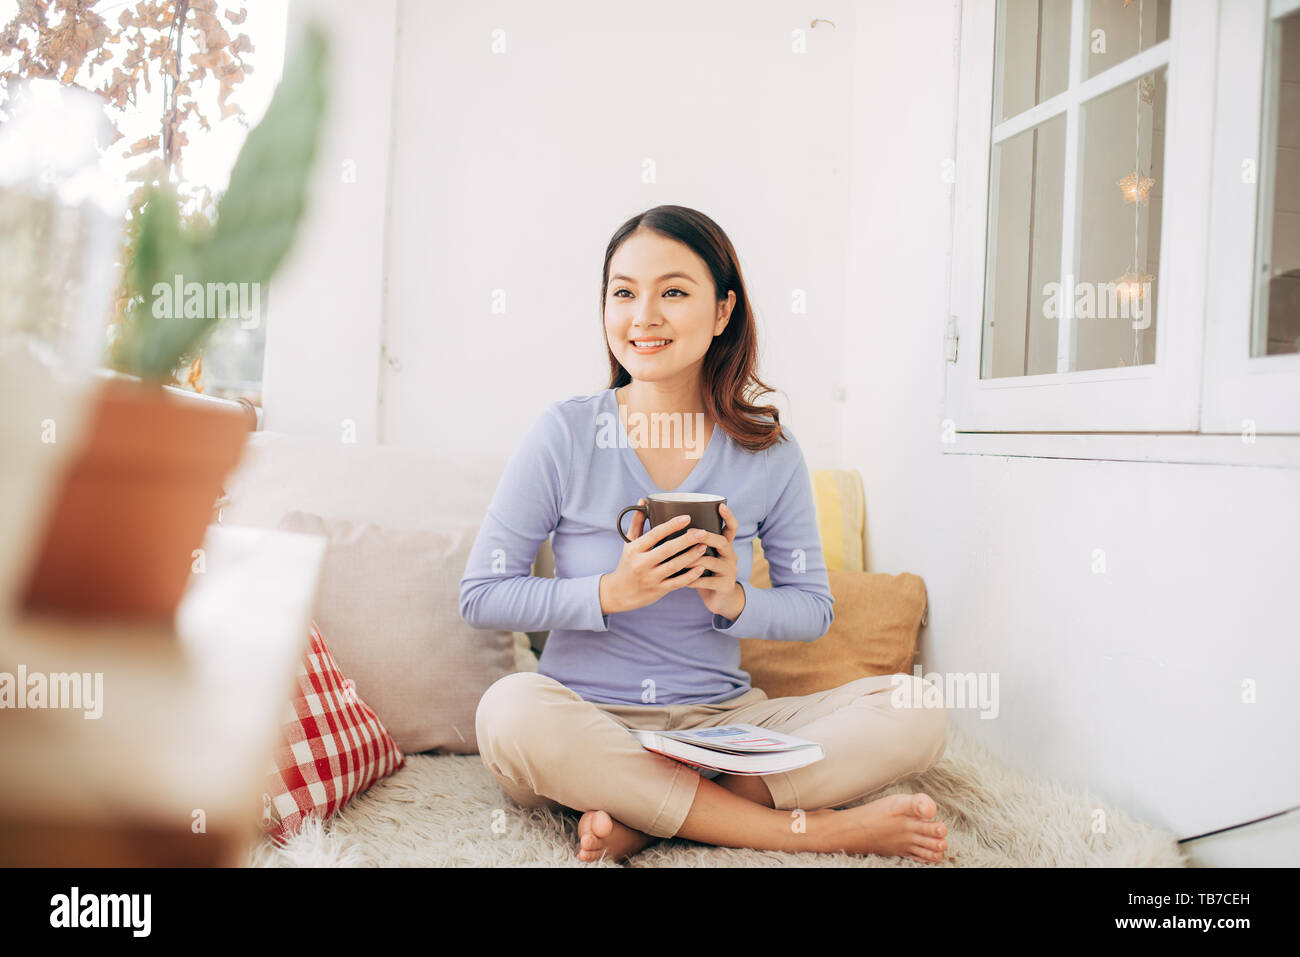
[0, 0, 254, 211]
[108, 22, 326, 383]
[1, 1, 270, 386]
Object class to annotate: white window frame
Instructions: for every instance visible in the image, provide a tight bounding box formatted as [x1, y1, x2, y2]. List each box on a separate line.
[945, 0, 1300, 467]
[948, 0, 1215, 434]
[1202, 0, 1300, 434]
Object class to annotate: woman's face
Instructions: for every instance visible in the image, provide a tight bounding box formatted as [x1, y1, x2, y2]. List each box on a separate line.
[604, 230, 734, 390]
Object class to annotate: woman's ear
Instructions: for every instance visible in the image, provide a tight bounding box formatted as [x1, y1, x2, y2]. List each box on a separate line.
[715, 290, 737, 335]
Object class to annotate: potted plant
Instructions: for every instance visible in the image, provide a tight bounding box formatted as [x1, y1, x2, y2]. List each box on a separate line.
[16, 24, 328, 621]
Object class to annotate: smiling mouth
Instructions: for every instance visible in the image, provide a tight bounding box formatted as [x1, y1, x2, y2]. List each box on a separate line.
[630, 338, 673, 352]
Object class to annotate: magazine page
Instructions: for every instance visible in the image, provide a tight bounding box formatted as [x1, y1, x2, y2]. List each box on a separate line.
[657, 723, 818, 754]
[627, 728, 826, 774]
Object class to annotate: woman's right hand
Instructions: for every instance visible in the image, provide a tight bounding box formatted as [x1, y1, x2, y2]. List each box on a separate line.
[598, 498, 709, 615]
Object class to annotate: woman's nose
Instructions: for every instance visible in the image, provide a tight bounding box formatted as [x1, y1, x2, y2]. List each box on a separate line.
[633, 305, 664, 329]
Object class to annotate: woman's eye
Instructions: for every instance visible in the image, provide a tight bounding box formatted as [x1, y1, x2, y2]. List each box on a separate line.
[611, 287, 686, 298]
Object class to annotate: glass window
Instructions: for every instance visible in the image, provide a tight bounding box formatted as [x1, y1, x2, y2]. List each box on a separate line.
[983, 0, 1172, 379]
[1075, 66, 1167, 371]
[994, 0, 1071, 122]
[983, 115, 1066, 378]
[1255, 8, 1300, 356]
[1083, 0, 1171, 81]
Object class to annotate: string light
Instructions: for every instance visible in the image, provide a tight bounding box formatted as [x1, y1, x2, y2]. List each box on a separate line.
[1114, 268, 1155, 303]
[1108, 0, 1155, 366]
[1117, 170, 1155, 204]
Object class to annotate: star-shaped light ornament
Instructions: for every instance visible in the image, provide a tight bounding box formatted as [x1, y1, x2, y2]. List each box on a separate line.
[1117, 170, 1155, 204]
[1139, 74, 1155, 105]
[1112, 268, 1155, 303]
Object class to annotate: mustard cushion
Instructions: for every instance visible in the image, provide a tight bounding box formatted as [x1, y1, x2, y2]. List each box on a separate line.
[739, 548, 926, 697]
[753, 466, 865, 573]
[741, 468, 925, 697]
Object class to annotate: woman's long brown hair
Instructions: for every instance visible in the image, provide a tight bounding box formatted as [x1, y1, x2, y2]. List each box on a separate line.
[600, 205, 784, 453]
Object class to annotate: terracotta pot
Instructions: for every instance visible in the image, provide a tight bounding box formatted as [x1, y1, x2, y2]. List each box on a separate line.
[18, 377, 253, 622]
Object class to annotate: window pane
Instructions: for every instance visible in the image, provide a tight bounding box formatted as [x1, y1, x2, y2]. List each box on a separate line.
[1073, 66, 1166, 372]
[995, 0, 1071, 122]
[1084, 0, 1170, 81]
[197, 311, 269, 403]
[982, 115, 1066, 378]
[1256, 9, 1300, 357]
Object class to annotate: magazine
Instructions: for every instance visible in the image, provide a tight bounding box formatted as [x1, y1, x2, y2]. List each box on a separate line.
[627, 723, 824, 775]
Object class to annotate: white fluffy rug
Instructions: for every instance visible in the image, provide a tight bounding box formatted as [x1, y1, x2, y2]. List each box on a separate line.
[246, 722, 1190, 867]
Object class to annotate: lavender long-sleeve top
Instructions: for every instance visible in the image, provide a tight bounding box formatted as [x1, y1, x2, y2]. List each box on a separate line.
[458, 388, 834, 705]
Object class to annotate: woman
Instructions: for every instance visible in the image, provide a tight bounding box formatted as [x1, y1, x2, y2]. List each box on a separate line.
[460, 205, 949, 863]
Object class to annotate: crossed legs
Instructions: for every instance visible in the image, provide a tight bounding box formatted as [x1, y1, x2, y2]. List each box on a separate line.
[477, 672, 950, 864]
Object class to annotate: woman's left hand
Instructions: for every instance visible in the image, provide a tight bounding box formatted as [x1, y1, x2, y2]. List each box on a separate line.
[685, 502, 746, 622]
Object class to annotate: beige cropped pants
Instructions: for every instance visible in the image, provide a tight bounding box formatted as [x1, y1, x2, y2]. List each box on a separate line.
[475, 671, 948, 839]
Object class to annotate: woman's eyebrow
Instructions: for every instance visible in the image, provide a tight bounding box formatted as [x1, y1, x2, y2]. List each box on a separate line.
[610, 272, 698, 284]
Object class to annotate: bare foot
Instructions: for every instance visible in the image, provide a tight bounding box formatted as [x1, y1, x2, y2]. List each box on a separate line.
[822, 792, 949, 863]
[576, 809, 659, 863]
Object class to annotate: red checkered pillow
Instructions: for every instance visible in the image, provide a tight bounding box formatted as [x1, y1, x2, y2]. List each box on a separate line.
[260, 621, 405, 844]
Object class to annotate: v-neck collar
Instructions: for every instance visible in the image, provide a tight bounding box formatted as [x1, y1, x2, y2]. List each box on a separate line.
[608, 387, 721, 494]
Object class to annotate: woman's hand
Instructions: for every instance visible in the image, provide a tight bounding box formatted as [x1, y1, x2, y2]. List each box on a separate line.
[684, 502, 745, 622]
[598, 498, 710, 615]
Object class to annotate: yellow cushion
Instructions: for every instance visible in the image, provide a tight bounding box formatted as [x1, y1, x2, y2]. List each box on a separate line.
[742, 468, 927, 697]
[739, 558, 925, 697]
[753, 467, 865, 573]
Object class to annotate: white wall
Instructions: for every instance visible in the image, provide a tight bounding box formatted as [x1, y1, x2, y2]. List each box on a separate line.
[260, 0, 397, 442]
[842, 0, 1300, 866]
[377, 0, 854, 468]
[262, 0, 1299, 865]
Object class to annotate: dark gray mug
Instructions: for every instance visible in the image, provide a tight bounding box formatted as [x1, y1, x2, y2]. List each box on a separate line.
[617, 492, 726, 577]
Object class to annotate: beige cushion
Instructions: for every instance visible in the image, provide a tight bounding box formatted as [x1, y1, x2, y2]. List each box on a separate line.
[738, 546, 926, 698]
[278, 510, 515, 755]
[222, 431, 554, 655]
[222, 432, 508, 533]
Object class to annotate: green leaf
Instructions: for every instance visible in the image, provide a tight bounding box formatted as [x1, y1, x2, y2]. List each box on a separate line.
[112, 22, 330, 380]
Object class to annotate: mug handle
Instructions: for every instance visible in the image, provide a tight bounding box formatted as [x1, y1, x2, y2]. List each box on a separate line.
[616, 504, 650, 543]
